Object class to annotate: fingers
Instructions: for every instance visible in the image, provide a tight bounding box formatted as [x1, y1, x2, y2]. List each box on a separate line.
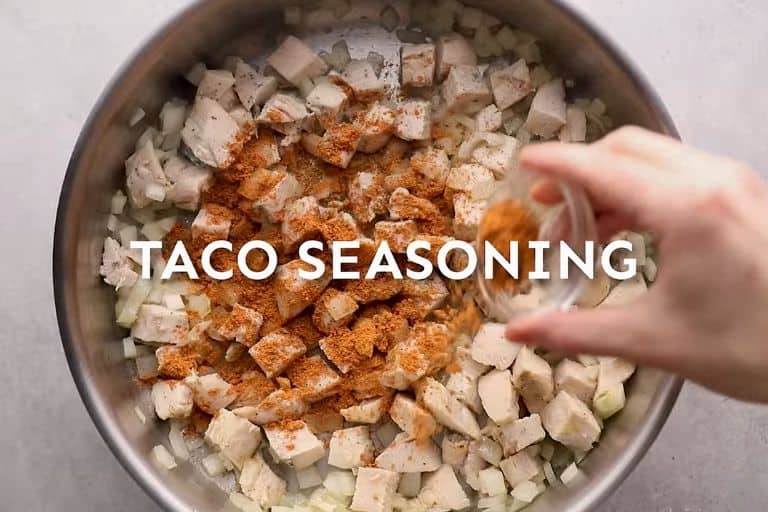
[530, 179, 562, 205]
[505, 298, 665, 366]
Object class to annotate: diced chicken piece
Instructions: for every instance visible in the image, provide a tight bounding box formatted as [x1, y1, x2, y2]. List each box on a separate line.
[499, 451, 542, 487]
[350, 467, 399, 512]
[601, 273, 647, 306]
[394, 100, 432, 141]
[401, 44, 436, 88]
[184, 372, 237, 414]
[191, 205, 232, 240]
[410, 147, 450, 187]
[418, 465, 470, 511]
[205, 408, 262, 470]
[525, 78, 567, 139]
[478, 369, 519, 425]
[381, 324, 451, 389]
[356, 103, 396, 153]
[387, 187, 440, 222]
[375, 433, 442, 473]
[281, 195, 321, 250]
[131, 304, 189, 344]
[499, 414, 546, 455]
[559, 106, 587, 143]
[239, 168, 303, 223]
[319, 210, 361, 243]
[489, 60, 532, 110]
[597, 356, 636, 384]
[307, 80, 349, 123]
[274, 259, 332, 321]
[389, 394, 437, 440]
[419, 377, 481, 440]
[249, 330, 307, 378]
[479, 467, 507, 496]
[445, 371, 482, 414]
[443, 65, 492, 114]
[210, 303, 263, 347]
[435, 33, 478, 80]
[328, 426, 376, 469]
[471, 134, 520, 177]
[462, 444, 488, 491]
[257, 93, 309, 124]
[341, 60, 386, 101]
[196, 69, 236, 101]
[374, 220, 418, 253]
[470, 322, 520, 370]
[454, 346, 490, 379]
[163, 156, 213, 210]
[394, 275, 450, 322]
[348, 172, 389, 223]
[341, 395, 391, 424]
[475, 104, 502, 132]
[267, 35, 328, 85]
[512, 347, 554, 414]
[264, 420, 325, 469]
[181, 97, 243, 168]
[554, 359, 598, 404]
[442, 434, 470, 466]
[398, 472, 422, 498]
[541, 391, 602, 451]
[311, 123, 362, 169]
[234, 61, 279, 110]
[239, 452, 287, 508]
[445, 163, 495, 201]
[125, 141, 170, 208]
[99, 237, 138, 289]
[313, 289, 359, 334]
[151, 380, 193, 420]
[287, 355, 342, 402]
[234, 389, 307, 425]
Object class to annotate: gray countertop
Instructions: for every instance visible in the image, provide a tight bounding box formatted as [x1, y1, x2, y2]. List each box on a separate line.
[1, 0, 767, 510]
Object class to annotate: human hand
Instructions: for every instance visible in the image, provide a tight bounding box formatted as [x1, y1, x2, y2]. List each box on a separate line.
[506, 126, 768, 402]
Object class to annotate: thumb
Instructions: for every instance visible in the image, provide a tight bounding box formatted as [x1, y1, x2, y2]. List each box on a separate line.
[505, 299, 659, 365]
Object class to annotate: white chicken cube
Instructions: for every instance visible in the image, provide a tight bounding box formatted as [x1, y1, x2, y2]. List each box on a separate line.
[340, 396, 390, 424]
[205, 408, 262, 470]
[419, 377, 481, 440]
[554, 359, 597, 404]
[478, 369, 519, 425]
[313, 288, 359, 334]
[235, 389, 308, 425]
[197, 69, 236, 101]
[348, 171, 388, 223]
[281, 196, 321, 250]
[410, 147, 450, 185]
[356, 103, 396, 153]
[597, 356, 636, 384]
[375, 433, 442, 473]
[286, 355, 342, 402]
[99, 237, 138, 289]
[463, 445, 488, 491]
[512, 346, 554, 414]
[443, 65, 492, 114]
[341, 60, 386, 101]
[478, 467, 507, 496]
[471, 322, 521, 370]
[249, 330, 307, 378]
[475, 104, 502, 132]
[499, 414, 546, 455]
[401, 44, 436, 88]
[452, 193, 487, 241]
[163, 156, 213, 211]
[374, 220, 418, 253]
[350, 467, 399, 512]
[445, 371, 482, 414]
[388, 394, 437, 440]
[151, 380, 193, 420]
[125, 141, 169, 208]
[257, 93, 309, 124]
[490, 60, 532, 110]
[239, 168, 303, 223]
[264, 420, 325, 469]
[558, 106, 587, 143]
[471, 134, 520, 177]
[274, 259, 332, 320]
[454, 346, 490, 379]
[441, 434, 469, 466]
[191, 206, 232, 240]
[499, 451, 541, 487]
[239, 452, 287, 508]
[234, 60, 279, 110]
[307, 81, 349, 122]
[184, 372, 237, 414]
[418, 465, 470, 511]
[312, 123, 362, 169]
[328, 426, 376, 469]
[181, 97, 243, 168]
[541, 391, 602, 451]
[267, 35, 328, 85]
[130, 304, 189, 344]
[394, 100, 432, 141]
[213, 303, 264, 347]
[435, 33, 478, 80]
[525, 78, 567, 139]
[445, 163, 495, 200]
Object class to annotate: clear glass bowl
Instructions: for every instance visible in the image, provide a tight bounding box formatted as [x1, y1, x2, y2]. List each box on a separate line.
[475, 169, 597, 321]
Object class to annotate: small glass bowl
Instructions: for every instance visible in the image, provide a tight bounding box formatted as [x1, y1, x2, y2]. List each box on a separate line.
[475, 169, 597, 321]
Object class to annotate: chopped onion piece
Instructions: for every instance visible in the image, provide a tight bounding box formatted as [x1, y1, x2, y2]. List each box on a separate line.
[323, 470, 356, 498]
[111, 190, 127, 215]
[185, 62, 207, 86]
[380, 5, 400, 31]
[116, 279, 152, 327]
[151, 444, 177, 470]
[510, 480, 540, 503]
[202, 453, 228, 477]
[296, 465, 323, 489]
[186, 294, 211, 318]
[107, 214, 120, 232]
[560, 462, 581, 487]
[184, 434, 205, 450]
[496, 26, 518, 50]
[141, 216, 176, 241]
[162, 294, 185, 311]
[144, 183, 166, 203]
[543, 461, 560, 487]
[118, 224, 139, 247]
[123, 337, 138, 359]
[136, 353, 159, 380]
[128, 207, 156, 225]
[168, 424, 190, 461]
[134, 406, 147, 424]
[478, 494, 507, 510]
[229, 492, 262, 512]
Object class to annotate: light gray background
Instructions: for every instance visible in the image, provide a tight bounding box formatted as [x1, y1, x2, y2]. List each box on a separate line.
[1, 0, 766, 510]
